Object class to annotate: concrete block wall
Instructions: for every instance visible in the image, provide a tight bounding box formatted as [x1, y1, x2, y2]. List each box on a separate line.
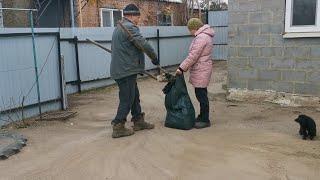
[228, 0, 320, 96]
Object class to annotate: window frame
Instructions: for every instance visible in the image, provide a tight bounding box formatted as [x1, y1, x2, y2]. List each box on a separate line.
[158, 13, 173, 26]
[99, 8, 123, 27]
[285, 0, 320, 33]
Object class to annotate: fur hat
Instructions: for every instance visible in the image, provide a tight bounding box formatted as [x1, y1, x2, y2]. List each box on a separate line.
[123, 4, 140, 16]
[187, 18, 204, 31]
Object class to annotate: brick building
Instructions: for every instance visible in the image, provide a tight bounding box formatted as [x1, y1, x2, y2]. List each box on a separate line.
[0, 0, 3, 27]
[1, 0, 32, 27]
[228, 0, 320, 96]
[77, 0, 186, 27]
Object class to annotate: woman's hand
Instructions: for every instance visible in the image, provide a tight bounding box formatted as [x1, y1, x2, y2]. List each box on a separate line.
[175, 69, 183, 75]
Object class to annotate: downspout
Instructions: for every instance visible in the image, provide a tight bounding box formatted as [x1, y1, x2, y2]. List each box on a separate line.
[70, 0, 75, 27]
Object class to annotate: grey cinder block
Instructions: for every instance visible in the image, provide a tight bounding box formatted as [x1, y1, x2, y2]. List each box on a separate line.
[282, 70, 306, 82]
[259, 70, 281, 81]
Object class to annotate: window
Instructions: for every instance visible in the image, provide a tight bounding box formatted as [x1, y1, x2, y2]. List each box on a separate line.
[100, 8, 123, 27]
[162, 0, 183, 2]
[158, 13, 173, 26]
[285, 0, 320, 33]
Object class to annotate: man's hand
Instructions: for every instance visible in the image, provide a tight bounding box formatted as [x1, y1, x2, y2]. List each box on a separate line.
[152, 57, 159, 65]
[175, 69, 183, 75]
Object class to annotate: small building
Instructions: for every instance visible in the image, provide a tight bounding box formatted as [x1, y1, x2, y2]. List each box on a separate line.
[228, 0, 320, 96]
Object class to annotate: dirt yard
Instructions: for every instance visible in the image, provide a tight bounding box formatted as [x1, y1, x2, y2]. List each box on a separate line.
[0, 61, 319, 180]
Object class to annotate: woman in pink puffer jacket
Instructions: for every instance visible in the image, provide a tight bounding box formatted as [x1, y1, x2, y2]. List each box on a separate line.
[176, 18, 214, 129]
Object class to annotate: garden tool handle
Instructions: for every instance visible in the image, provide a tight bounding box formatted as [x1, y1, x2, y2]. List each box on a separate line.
[86, 39, 112, 53]
[85, 38, 158, 81]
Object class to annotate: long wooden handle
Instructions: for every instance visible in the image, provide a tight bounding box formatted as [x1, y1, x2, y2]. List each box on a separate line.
[85, 38, 158, 80]
[86, 39, 112, 53]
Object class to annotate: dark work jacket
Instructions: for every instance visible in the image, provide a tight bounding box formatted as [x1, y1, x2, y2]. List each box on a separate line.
[110, 18, 157, 80]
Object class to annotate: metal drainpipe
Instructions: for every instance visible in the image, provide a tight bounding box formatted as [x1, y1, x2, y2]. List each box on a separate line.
[70, 0, 75, 27]
[157, 29, 160, 74]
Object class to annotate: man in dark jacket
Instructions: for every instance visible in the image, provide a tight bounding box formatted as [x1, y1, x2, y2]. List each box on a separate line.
[110, 4, 159, 138]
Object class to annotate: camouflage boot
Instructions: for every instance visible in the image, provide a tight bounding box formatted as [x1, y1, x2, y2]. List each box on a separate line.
[112, 122, 134, 138]
[132, 113, 155, 131]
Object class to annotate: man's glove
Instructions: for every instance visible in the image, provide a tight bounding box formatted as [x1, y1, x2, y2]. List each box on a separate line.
[151, 57, 160, 66]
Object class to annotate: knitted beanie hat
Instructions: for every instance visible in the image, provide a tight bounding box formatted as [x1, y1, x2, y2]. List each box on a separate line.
[123, 4, 140, 16]
[187, 18, 204, 31]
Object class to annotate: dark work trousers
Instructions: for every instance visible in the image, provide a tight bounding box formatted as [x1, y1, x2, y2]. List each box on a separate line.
[195, 88, 210, 122]
[112, 75, 142, 124]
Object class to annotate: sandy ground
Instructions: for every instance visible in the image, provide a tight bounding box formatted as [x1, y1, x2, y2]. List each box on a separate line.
[1, 61, 320, 180]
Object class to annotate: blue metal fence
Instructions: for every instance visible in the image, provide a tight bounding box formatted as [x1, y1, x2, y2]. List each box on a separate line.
[0, 30, 63, 125]
[208, 10, 228, 60]
[0, 26, 193, 125]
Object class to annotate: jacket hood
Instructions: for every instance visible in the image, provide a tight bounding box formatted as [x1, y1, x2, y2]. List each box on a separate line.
[195, 24, 215, 37]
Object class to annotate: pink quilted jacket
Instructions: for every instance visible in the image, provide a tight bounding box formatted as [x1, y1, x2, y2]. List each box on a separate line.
[180, 25, 214, 88]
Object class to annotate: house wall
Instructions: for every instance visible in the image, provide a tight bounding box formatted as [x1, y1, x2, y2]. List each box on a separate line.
[1, 0, 70, 28]
[0, 0, 3, 27]
[228, 0, 320, 96]
[2, 0, 32, 27]
[77, 0, 186, 27]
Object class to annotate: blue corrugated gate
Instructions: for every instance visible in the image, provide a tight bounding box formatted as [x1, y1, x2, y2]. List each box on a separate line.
[208, 10, 228, 60]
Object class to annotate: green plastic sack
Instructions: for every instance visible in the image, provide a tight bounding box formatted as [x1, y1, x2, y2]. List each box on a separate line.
[162, 74, 195, 130]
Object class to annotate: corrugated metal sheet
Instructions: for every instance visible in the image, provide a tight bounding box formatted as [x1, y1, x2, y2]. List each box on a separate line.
[213, 45, 228, 60]
[160, 37, 192, 67]
[78, 42, 111, 81]
[60, 27, 192, 89]
[209, 11, 228, 27]
[213, 27, 228, 44]
[60, 42, 77, 82]
[0, 35, 60, 110]
[209, 11, 229, 60]
[0, 101, 61, 126]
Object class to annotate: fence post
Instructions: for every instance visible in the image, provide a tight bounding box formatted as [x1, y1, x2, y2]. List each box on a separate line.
[60, 55, 68, 110]
[69, 0, 75, 27]
[74, 36, 81, 93]
[57, 33, 66, 110]
[29, 10, 42, 120]
[157, 29, 160, 74]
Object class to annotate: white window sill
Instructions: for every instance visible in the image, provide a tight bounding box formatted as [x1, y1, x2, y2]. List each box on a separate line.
[283, 32, 320, 38]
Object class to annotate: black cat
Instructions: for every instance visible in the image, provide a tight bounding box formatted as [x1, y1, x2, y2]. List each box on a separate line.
[295, 115, 317, 140]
